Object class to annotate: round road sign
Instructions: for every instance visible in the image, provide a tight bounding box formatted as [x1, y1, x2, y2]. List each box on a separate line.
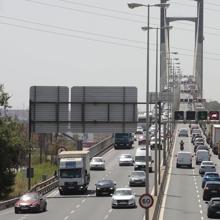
[139, 193, 154, 209]
[57, 146, 67, 154]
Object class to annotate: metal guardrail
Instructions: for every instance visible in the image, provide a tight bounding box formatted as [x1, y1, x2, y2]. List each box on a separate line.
[0, 136, 113, 211]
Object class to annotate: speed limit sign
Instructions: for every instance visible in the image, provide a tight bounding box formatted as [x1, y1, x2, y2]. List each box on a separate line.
[139, 193, 154, 209]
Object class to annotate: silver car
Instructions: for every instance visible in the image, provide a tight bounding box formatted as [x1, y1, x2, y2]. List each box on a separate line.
[90, 157, 105, 170]
[199, 161, 216, 175]
[129, 171, 146, 186]
[111, 188, 136, 208]
[119, 154, 134, 166]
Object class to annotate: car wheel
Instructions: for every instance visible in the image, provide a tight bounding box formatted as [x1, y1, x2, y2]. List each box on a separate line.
[207, 211, 213, 218]
[176, 163, 179, 168]
[149, 167, 153, 173]
[43, 204, 47, 212]
[15, 209, 19, 214]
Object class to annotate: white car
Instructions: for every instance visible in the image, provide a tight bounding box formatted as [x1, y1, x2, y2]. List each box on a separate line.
[90, 157, 105, 170]
[119, 154, 134, 166]
[199, 161, 216, 175]
[111, 188, 136, 208]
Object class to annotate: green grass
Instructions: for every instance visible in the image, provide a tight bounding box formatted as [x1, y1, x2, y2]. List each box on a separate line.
[10, 162, 58, 198]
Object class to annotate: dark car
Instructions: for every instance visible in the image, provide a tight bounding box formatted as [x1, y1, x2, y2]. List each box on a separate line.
[194, 144, 209, 153]
[206, 197, 220, 218]
[191, 133, 202, 144]
[95, 180, 116, 196]
[203, 181, 220, 201]
[178, 128, 189, 137]
[213, 144, 218, 155]
[14, 192, 47, 213]
[202, 172, 220, 188]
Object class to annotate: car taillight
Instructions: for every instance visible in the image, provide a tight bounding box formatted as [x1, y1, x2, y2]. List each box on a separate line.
[204, 187, 209, 191]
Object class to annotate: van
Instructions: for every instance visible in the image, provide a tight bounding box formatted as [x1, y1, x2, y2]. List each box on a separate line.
[134, 147, 153, 172]
[196, 150, 210, 165]
[176, 151, 193, 168]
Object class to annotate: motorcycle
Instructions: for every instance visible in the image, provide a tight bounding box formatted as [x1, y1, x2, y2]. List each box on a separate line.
[180, 141, 184, 151]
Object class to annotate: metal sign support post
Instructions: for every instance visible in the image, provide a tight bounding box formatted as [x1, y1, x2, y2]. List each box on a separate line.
[28, 99, 32, 190]
[158, 101, 161, 184]
[145, 5, 150, 220]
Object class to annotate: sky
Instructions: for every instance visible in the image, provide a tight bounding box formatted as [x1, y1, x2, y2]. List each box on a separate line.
[0, 0, 219, 109]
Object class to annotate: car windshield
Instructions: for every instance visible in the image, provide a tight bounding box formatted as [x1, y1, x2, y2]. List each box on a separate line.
[121, 155, 132, 159]
[92, 158, 103, 162]
[60, 168, 81, 178]
[97, 180, 112, 185]
[135, 131, 143, 135]
[213, 200, 220, 204]
[205, 173, 219, 177]
[115, 190, 132, 196]
[202, 162, 214, 166]
[207, 183, 220, 188]
[20, 194, 38, 201]
[131, 172, 145, 177]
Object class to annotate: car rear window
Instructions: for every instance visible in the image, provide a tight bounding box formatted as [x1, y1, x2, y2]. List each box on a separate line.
[207, 183, 220, 188]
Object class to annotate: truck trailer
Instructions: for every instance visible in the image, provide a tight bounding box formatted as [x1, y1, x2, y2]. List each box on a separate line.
[58, 151, 90, 195]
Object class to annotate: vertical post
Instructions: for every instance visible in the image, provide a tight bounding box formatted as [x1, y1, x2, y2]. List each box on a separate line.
[158, 101, 161, 184]
[163, 123, 167, 164]
[28, 99, 32, 190]
[145, 4, 150, 220]
[154, 28, 159, 196]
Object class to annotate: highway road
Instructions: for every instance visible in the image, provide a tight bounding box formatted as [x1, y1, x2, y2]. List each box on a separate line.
[0, 141, 157, 220]
[160, 102, 220, 220]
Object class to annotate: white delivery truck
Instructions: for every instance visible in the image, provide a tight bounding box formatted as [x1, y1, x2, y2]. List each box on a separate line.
[134, 147, 153, 172]
[58, 151, 90, 195]
[212, 125, 220, 146]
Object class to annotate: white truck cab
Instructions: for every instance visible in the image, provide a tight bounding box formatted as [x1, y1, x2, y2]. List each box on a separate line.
[58, 151, 90, 195]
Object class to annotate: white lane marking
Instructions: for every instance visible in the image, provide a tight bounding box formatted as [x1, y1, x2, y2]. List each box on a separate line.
[76, 204, 80, 209]
[199, 204, 202, 208]
[158, 128, 177, 220]
[201, 216, 204, 220]
[0, 211, 13, 216]
[200, 210, 203, 215]
[81, 199, 86, 204]
[104, 214, 109, 219]
[108, 209, 112, 213]
[198, 199, 201, 203]
[197, 194, 200, 198]
[70, 210, 75, 214]
[64, 216, 69, 220]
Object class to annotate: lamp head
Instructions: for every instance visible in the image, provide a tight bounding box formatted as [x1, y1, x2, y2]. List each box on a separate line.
[127, 3, 144, 9]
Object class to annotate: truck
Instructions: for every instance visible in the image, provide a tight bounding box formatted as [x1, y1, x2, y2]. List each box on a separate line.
[209, 125, 220, 158]
[58, 151, 90, 195]
[113, 133, 133, 149]
[134, 146, 153, 172]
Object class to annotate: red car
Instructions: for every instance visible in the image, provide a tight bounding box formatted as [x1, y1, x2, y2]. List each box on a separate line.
[15, 192, 47, 213]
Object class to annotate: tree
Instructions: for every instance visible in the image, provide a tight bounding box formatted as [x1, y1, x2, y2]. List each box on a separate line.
[0, 85, 28, 199]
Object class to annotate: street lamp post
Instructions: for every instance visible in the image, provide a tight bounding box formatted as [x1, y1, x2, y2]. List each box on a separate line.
[142, 25, 172, 196]
[128, 3, 169, 220]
